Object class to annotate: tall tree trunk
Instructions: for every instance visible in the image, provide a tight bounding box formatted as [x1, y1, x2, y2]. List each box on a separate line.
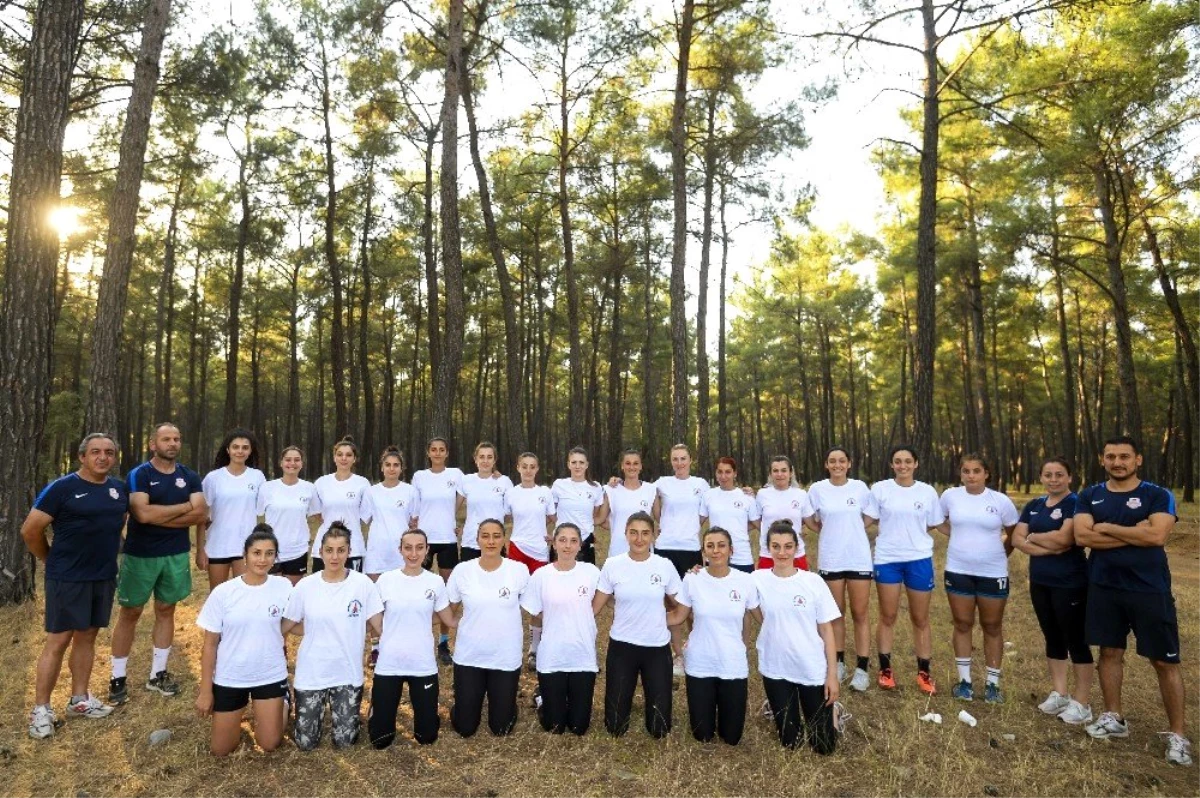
[668, 0, 695, 445]
[423, 124, 441, 373]
[319, 31, 349, 437]
[1141, 212, 1197, 419]
[964, 192, 996, 462]
[358, 166, 376, 466]
[556, 41, 585, 446]
[154, 152, 189, 423]
[912, 0, 939, 464]
[717, 179, 731, 455]
[286, 262, 301, 445]
[1049, 193, 1077, 469]
[186, 261, 204, 463]
[1175, 330, 1195, 502]
[696, 93, 717, 476]
[224, 133, 251, 430]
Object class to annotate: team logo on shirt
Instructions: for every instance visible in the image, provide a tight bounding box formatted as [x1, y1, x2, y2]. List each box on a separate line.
[447, 479, 456, 489]
[693, 487, 702, 496]
[248, 484, 257, 492]
[395, 499, 407, 508]
[1050, 508, 1062, 520]
[1126, 497, 1142, 509]
[493, 485, 505, 494]
[300, 496, 310, 504]
[729, 590, 741, 602]
[650, 574, 663, 585]
[846, 498, 857, 507]
[577, 585, 590, 597]
[639, 500, 649, 508]
[424, 589, 436, 601]
[347, 491, 357, 499]
[538, 496, 547, 504]
[985, 505, 998, 514]
[913, 502, 924, 511]
[733, 500, 744, 509]
[792, 594, 807, 608]
[791, 501, 800, 509]
[267, 604, 283, 618]
[175, 477, 186, 488]
[109, 487, 120, 500]
[498, 587, 512, 599]
[347, 600, 363, 618]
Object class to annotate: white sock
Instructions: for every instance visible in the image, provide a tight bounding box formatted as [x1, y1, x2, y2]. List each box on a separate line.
[986, 667, 1001, 686]
[530, 625, 542, 654]
[151, 646, 171, 678]
[111, 656, 128, 679]
[955, 657, 972, 682]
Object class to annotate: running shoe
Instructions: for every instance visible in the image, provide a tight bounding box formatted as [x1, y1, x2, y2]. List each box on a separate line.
[146, 670, 181, 697]
[1057, 699, 1093, 726]
[28, 705, 56, 739]
[108, 676, 128, 706]
[984, 683, 1004, 704]
[66, 695, 114, 719]
[877, 668, 896, 690]
[760, 699, 774, 719]
[438, 641, 453, 666]
[837, 660, 847, 683]
[833, 701, 852, 735]
[1038, 690, 1069, 715]
[952, 680, 974, 701]
[917, 670, 936, 696]
[1086, 711, 1130, 739]
[1161, 732, 1194, 766]
[850, 668, 869, 692]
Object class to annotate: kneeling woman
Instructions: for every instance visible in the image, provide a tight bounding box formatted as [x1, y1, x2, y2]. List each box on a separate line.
[369, 529, 459, 747]
[752, 520, 841, 753]
[447, 518, 531, 737]
[593, 511, 682, 738]
[670, 527, 759, 745]
[195, 525, 293, 756]
[521, 523, 601, 735]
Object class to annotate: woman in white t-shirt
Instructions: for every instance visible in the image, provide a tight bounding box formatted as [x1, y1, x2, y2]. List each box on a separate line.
[410, 436, 464, 664]
[521, 522, 601, 735]
[195, 525, 292, 756]
[258, 445, 321, 585]
[368, 529, 459, 748]
[869, 444, 945, 695]
[282, 523, 383, 750]
[198, 428, 266, 588]
[702, 457, 760, 573]
[654, 443, 709, 577]
[937, 453, 1019, 704]
[363, 447, 419, 579]
[505, 452, 557, 670]
[593, 511, 682, 739]
[551, 447, 609, 564]
[754, 455, 815, 570]
[807, 446, 877, 692]
[751, 520, 842, 753]
[668, 527, 758, 745]
[457, 442, 513, 562]
[311, 437, 370, 573]
[603, 449, 657, 559]
[447, 519, 531, 737]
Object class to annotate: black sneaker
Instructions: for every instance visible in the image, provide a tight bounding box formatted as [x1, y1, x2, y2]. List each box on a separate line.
[108, 676, 128, 706]
[146, 670, 181, 697]
[438, 641, 453, 666]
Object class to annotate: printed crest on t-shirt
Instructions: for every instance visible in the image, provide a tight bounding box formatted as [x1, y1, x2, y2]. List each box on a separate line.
[1126, 497, 1142, 509]
[446, 479, 456, 488]
[577, 585, 589, 596]
[846, 497, 857, 506]
[424, 588, 436, 601]
[985, 505, 998, 514]
[650, 573, 663, 585]
[109, 487, 120, 500]
[346, 490, 357, 499]
[639, 500, 649, 508]
[347, 599, 363, 618]
[498, 586, 512, 598]
[267, 604, 283, 617]
[175, 477, 186, 488]
[792, 594, 807, 607]
[729, 589, 741, 602]
[791, 500, 800, 509]
[1050, 508, 1062, 520]
[913, 501, 924, 511]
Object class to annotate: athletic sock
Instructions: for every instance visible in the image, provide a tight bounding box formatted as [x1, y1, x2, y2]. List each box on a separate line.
[151, 646, 171, 678]
[878, 653, 892, 671]
[111, 656, 128, 680]
[856, 656, 869, 672]
[986, 667, 1001, 686]
[917, 657, 931, 674]
[530, 625, 542, 654]
[836, 650, 845, 663]
[956, 657, 972, 682]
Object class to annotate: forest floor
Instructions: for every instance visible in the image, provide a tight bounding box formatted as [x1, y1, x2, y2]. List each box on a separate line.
[1, 493, 1197, 797]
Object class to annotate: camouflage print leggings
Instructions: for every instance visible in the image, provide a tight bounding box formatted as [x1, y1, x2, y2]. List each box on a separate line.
[293, 685, 363, 751]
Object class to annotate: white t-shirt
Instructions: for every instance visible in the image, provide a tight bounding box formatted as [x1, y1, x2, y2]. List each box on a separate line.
[196, 575, 292, 688]
[940, 486, 1020, 579]
[504, 484, 555, 561]
[753, 568, 840, 686]
[756, 486, 814, 559]
[310, 473, 371, 558]
[870, 479, 945, 564]
[656, 475, 710, 551]
[458, 473, 514, 549]
[256, 478, 321, 562]
[374, 568, 450, 678]
[703, 487, 761, 567]
[202, 467, 267, 559]
[362, 482, 419, 574]
[597, 553, 681, 647]
[551, 478, 605, 541]
[677, 569, 759, 679]
[520, 562, 601, 673]
[604, 480, 657, 558]
[412, 468, 465, 544]
[807, 479, 877, 573]
[283, 570, 383, 690]
[446, 558, 530, 670]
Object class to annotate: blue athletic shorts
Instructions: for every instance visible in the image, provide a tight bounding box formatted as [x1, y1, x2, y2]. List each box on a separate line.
[873, 558, 935, 591]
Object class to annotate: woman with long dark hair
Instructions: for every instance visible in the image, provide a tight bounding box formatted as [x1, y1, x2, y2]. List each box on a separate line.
[198, 428, 266, 589]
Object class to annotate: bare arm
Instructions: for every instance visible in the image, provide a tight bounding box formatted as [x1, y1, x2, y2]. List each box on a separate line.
[819, 620, 839, 705]
[666, 601, 690, 627]
[280, 619, 304, 636]
[592, 590, 611, 616]
[1095, 514, 1175, 548]
[1003, 524, 1016, 557]
[594, 494, 610, 527]
[195, 631, 220, 718]
[129, 492, 194, 525]
[436, 606, 458, 629]
[1073, 512, 1126, 550]
[20, 508, 54, 561]
[367, 613, 383, 638]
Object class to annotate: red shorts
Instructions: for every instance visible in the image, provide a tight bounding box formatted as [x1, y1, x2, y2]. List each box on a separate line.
[507, 541, 548, 574]
[757, 554, 809, 571]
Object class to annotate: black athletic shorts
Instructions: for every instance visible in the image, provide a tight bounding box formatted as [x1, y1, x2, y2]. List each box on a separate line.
[45, 578, 116, 633]
[944, 570, 1010, 599]
[270, 553, 309, 577]
[423, 542, 461, 571]
[208, 555, 241, 565]
[657, 548, 702, 579]
[212, 678, 290, 713]
[1086, 586, 1181, 664]
[819, 569, 874, 581]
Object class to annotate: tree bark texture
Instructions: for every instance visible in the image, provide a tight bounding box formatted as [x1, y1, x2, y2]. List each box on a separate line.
[912, 0, 939, 464]
[668, 0, 695, 446]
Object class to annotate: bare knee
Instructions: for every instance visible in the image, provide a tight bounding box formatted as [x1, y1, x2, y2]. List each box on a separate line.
[980, 620, 1003, 638]
[1099, 647, 1125, 664]
[119, 605, 145, 623]
[42, 632, 73, 656]
[878, 608, 898, 627]
[952, 618, 974, 635]
[153, 602, 176, 620]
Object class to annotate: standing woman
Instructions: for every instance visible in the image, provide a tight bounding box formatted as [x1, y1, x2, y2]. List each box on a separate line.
[369, 529, 459, 747]
[411, 436, 464, 664]
[521, 523, 601, 735]
[754, 456, 815, 570]
[938, 453, 1019, 703]
[752, 520, 842, 753]
[669, 527, 759, 745]
[593, 511, 682, 739]
[1011, 457, 1093, 724]
[311, 437, 370, 572]
[603, 449, 657, 559]
[551, 447, 608, 564]
[447, 519, 531, 737]
[194, 525, 292, 756]
[198, 428, 266, 588]
[654, 443, 709, 577]
[258, 446, 321, 586]
[505, 452, 557, 667]
[702, 457, 761, 573]
[282, 523, 383, 750]
[807, 446, 878, 691]
[869, 444, 944, 694]
[363, 447, 420, 580]
[458, 442, 513, 562]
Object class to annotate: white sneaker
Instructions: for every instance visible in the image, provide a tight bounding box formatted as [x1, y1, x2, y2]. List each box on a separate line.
[837, 660, 847, 683]
[66, 695, 115, 719]
[1162, 732, 1193, 766]
[850, 668, 869, 692]
[1086, 711, 1130, 739]
[1057, 699, 1093, 726]
[28, 705, 56, 739]
[760, 699, 774, 719]
[1038, 690, 1070, 715]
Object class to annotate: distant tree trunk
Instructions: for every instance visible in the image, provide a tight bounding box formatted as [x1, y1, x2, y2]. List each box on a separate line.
[154, 154, 190, 423]
[556, 43, 585, 446]
[423, 124, 441, 376]
[86, 0, 173, 434]
[963, 192, 996, 462]
[186, 260, 204, 463]
[224, 130, 251, 430]
[1141, 212, 1197, 421]
[911, 0, 939, 464]
[248, 269, 263, 434]
[286, 261, 302, 446]
[668, 0, 695, 446]
[1049, 193, 1077, 470]
[358, 166, 376, 466]
[695, 93, 717, 475]
[641, 218, 657, 459]
[319, 30, 349, 437]
[717, 179, 731, 455]
[1175, 330, 1195, 501]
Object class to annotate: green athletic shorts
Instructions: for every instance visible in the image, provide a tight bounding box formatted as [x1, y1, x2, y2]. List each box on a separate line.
[116, 552, 192, 606]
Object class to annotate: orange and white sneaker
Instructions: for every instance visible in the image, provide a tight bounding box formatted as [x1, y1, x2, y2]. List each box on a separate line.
[917, 670, 937, 695]
[878, 667, 896, 690]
